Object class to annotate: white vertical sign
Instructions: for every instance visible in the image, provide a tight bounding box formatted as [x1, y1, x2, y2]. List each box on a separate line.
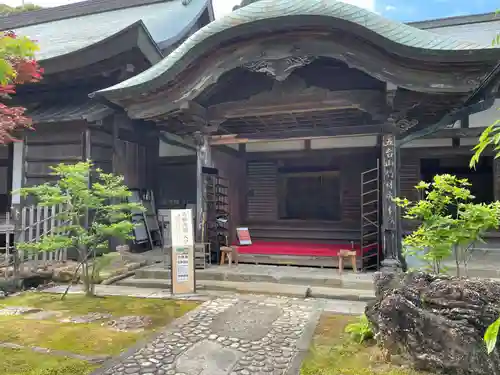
[170, 209, 195, 294]
[170, 209, 194, 247]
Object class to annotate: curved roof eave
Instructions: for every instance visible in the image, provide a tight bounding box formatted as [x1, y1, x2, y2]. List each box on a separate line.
[94, 0, 500, 101]
[39, 21, 163, 75]
[13, 0, 209, 62]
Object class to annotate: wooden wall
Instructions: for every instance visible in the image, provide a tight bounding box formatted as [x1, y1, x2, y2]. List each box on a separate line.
[399, 146, 498, 232]
[156, 155, 196, 208]
[246, 161, 277, 221]
[0, 145, 12, 213]
[22, 115, 156, 206]
[212, 147, 246, 245]
[399, 146, 495, 202]
[89, 126, 113, 174]
[24, 122, 87, 189]
[111, 114, 150, 190]
[245, 148, 379, 227]
[494, 158, 500, 201]
[400, 149, 421, 201]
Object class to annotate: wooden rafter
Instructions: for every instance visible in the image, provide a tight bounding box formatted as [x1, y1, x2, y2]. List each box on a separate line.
[207, 78, 386, 122]
[209, 124, 385, 145]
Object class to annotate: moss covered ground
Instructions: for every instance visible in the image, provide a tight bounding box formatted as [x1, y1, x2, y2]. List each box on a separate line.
[301, 314, 432, 375]
[0, 292, 199, 375]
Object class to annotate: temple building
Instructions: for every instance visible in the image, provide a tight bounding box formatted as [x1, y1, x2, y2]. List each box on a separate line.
[2, 0, 500, 270]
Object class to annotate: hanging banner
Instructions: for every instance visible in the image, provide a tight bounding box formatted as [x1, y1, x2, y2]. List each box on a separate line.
[170, 209, 195, 294]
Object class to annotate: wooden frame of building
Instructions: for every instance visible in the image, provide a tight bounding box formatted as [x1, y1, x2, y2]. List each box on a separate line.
[93, 0, 500, 270]
[0, 0, 215, 251]
[2, 0, 500, 270]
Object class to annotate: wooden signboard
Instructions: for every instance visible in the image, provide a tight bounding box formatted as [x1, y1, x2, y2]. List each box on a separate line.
[170, 209, 195, 295]
[236, 227, 252, 245]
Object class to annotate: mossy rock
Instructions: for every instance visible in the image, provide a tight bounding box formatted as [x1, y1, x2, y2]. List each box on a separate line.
[0, 279, 22, 293]
[52, 270, 79, 283]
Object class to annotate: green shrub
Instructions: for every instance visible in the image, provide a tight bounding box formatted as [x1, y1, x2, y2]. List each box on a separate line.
[344, 314, 373, 343]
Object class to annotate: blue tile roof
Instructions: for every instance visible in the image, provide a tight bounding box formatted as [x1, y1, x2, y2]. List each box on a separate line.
[96, 0, 498, 98]
[12, 0, 208, 61]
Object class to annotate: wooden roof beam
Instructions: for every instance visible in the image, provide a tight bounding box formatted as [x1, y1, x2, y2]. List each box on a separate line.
[208, 89, 387, 121]
[210, 102, 360, 119]
[179, 101, 207, 124]
[209, 124, 385, 145]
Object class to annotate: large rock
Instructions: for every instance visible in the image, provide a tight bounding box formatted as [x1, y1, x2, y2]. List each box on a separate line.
[366, 271, 500, 375]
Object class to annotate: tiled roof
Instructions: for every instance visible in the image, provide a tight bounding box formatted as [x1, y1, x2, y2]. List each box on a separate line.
[9, 0, 208, 61]
[0, 0, 169, 30]
[28, 101, 113, 123]
[96, 0, 498, 98]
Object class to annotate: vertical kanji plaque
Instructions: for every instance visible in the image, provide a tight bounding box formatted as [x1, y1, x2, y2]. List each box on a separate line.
[170, 209, 195, 294]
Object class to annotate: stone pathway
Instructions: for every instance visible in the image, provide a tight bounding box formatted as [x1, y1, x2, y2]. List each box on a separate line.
[40, 284, 367, 315]
[93, 295, 322, 375]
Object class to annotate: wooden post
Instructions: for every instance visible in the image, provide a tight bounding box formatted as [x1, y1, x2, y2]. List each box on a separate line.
[11, 138, 25, 281]
[381, 133, 401, 270]
[194, 132, 212, 243]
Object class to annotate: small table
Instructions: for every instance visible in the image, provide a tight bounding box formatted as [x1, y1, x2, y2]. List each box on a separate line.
[338, 249, 357, 274]
[220, 246, 239, 266]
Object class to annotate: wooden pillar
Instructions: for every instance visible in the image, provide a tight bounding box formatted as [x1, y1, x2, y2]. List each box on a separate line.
[11, 139, 25, 264]
[194, 132, 212, 243]
[381, 134, 401, 269]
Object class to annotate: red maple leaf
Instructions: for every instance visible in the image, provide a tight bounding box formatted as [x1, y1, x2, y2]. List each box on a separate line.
[0, 31, 43, 144]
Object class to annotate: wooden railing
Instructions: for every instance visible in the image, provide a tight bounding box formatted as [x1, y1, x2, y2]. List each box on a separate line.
[1, 204, 70, 278]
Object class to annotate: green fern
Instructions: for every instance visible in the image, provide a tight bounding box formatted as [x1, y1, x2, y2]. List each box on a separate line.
[345, 314, 374, 343]
[485, 316, 500, 354]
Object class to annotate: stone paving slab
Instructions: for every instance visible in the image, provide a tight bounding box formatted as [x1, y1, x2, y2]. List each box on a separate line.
[41, 284, 368, 315]
[317, 298, 366, 315]
[309, 286, 375, 301]
[42, 285, 210, 301]
[92, 296, 322, 375]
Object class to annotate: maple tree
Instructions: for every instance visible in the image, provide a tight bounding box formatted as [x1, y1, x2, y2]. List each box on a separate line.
[0, 3, 42, 15]
[0, 30, 43, 144]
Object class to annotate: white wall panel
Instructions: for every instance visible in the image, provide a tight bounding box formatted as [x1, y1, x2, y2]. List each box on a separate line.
[246, 140, 304, 152]
[311, 135, 377, 149]
[402, 138, 452, 148]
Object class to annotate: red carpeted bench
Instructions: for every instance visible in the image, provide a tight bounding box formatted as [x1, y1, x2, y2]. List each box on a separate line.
[234, 241, 377, 257]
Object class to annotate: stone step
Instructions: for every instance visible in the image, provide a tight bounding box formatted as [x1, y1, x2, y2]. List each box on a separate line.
[116, 276, 375, 301]
[199, 280, 375, 301]
[115, 278, 205, 290]
[134, 264, 375, 291]
[309, 286, 375, 301]
[200, 280, 310, 298]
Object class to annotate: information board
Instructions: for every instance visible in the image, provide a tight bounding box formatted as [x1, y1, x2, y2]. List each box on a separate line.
[170, 209, 195, 294]
[236, 227, 252, 245]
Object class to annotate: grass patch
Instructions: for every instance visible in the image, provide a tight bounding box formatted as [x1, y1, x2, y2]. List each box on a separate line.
[1, 292, 198, 328]
[300, 314, 431, 375]
[0, 292, 199, 370]
[0, 347, 96, 375]
[0, 316, 140, 355]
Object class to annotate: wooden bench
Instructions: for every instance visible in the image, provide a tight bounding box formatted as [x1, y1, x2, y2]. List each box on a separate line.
[220, 246, 239, 266]
[338, 249, 357, 274]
